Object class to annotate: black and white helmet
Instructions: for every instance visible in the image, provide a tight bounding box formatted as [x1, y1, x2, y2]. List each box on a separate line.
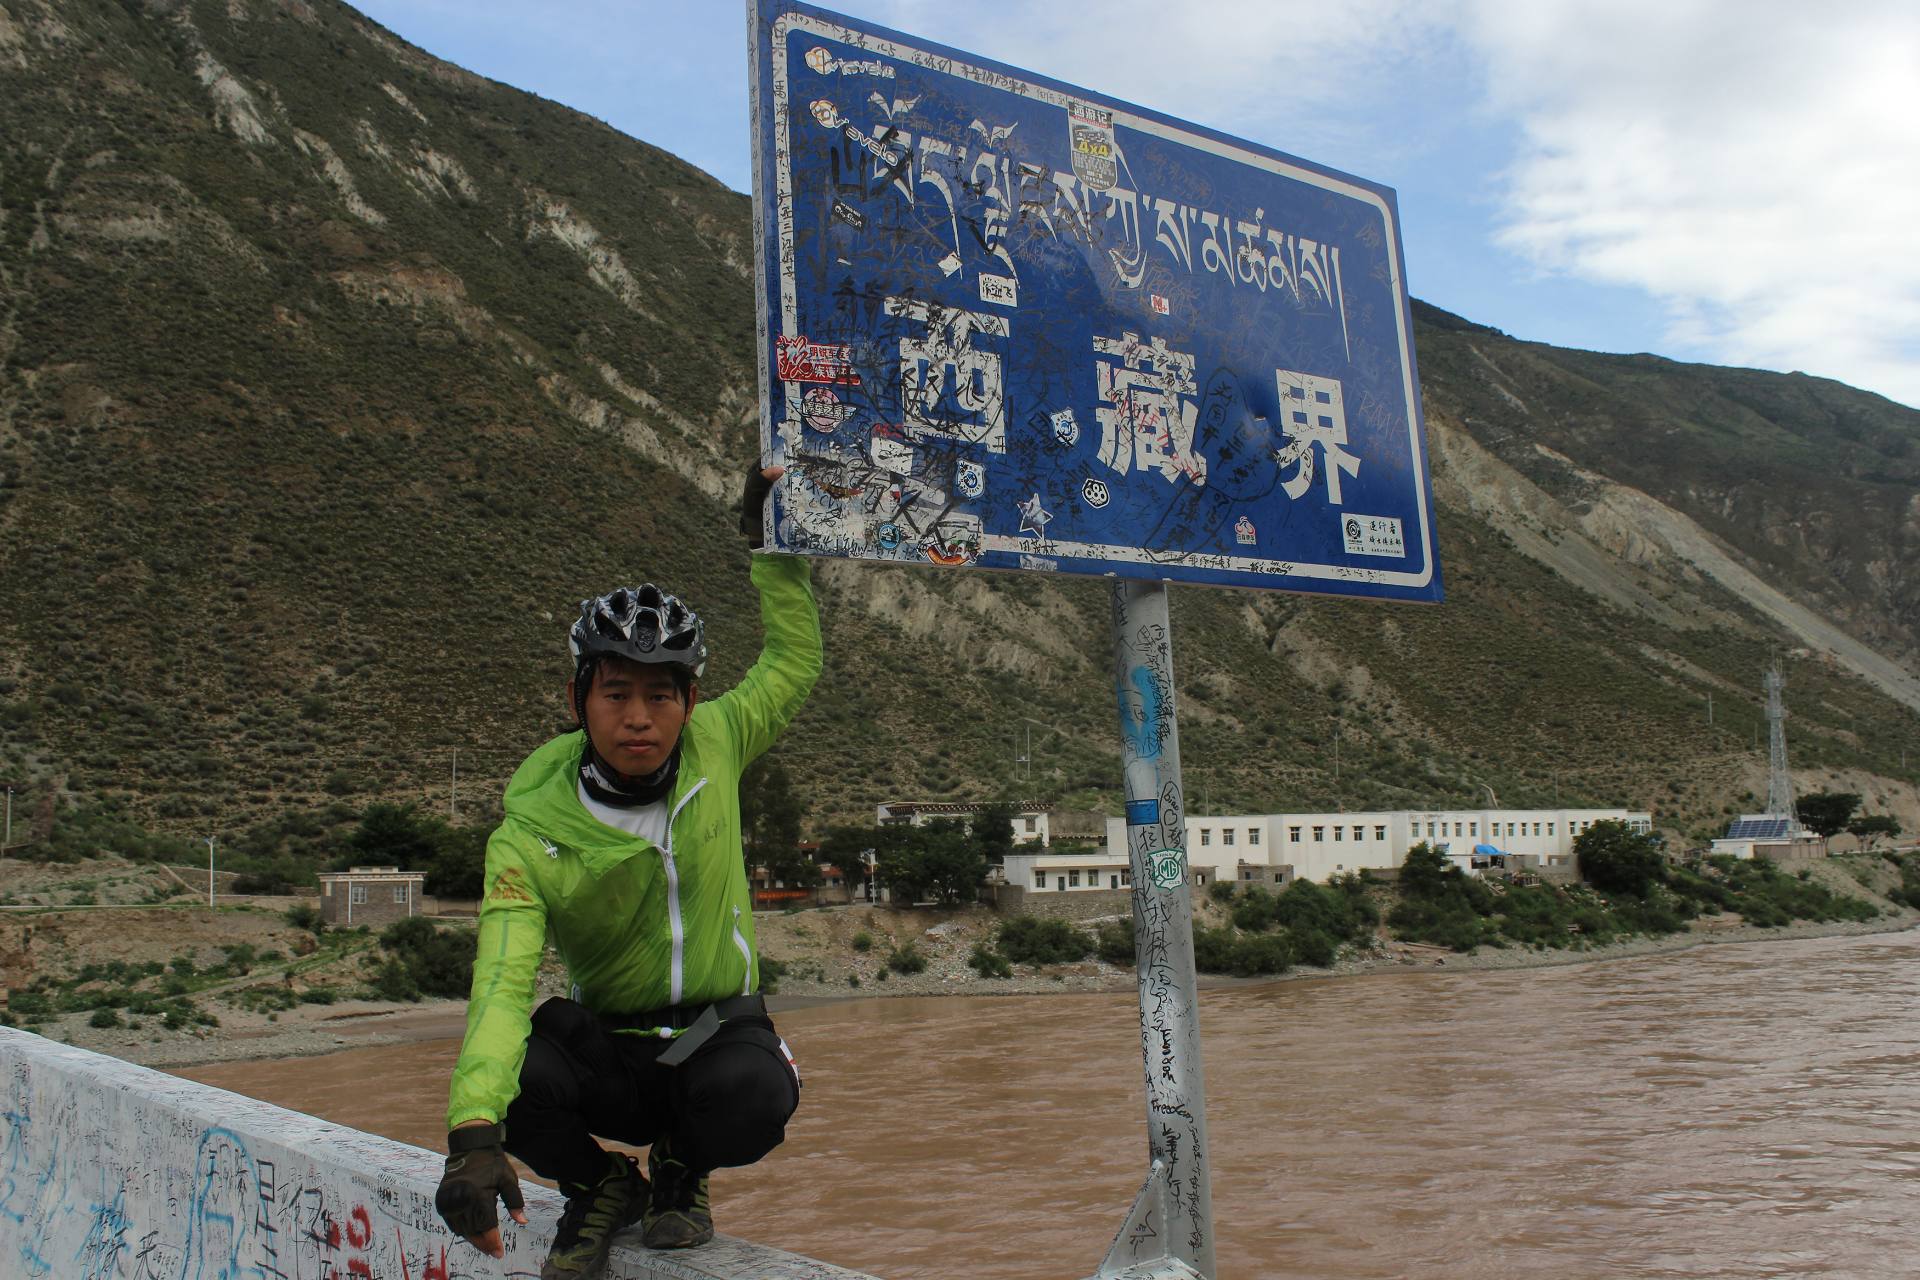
[569, 584, 707, 679]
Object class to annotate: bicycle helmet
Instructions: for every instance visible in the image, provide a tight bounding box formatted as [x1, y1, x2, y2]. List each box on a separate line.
[569, 584, 708, 679]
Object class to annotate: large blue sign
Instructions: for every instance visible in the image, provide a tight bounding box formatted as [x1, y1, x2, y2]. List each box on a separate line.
[747, 0, 1442, 602]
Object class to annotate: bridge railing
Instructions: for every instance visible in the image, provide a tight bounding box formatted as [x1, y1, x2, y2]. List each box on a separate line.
[0, 1026, 878, 1280]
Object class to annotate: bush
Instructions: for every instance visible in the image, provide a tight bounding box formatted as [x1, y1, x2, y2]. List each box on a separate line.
[7, 991, 51, 1018]
[850, 930, 874, 953]
[1191, 926, 1237, 972]
[1095, 918, 1135, 966]
[1207, 881, 1238, 903]
[378, 917, 472, 999]
[88, 1008, 123, 1029]
[285, 904, 325, 933]
[968, 945, 1013, 978]
[885, 942, 928, 974]
[759, 955, 787, 994]
[996, 917, 1093, 965]
[1576, 821, 1667, 897]
[368, 956, 420, 1002]
[1227, 932, 1294, 976]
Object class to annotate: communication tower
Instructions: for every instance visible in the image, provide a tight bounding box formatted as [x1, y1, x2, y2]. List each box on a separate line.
[1764, 663, 1795, 819]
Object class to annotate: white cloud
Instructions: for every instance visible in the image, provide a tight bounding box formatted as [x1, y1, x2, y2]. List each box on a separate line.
[861, 0, 1920, 405]
[865, 0, 1459, 163]
[1464, 0, 1920, 405]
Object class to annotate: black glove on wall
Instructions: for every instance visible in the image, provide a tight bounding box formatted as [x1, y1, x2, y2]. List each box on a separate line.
[435, 1124, 524, 1242]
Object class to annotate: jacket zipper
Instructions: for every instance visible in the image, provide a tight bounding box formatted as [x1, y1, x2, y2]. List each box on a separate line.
[661, 777, 708, 1006]
[731, 905, 753, 996]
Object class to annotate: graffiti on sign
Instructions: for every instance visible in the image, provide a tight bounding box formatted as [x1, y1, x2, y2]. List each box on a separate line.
[749, 0, 1441, 599]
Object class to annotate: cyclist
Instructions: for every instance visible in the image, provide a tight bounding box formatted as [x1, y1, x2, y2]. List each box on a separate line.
[435, 467, 818, 1279]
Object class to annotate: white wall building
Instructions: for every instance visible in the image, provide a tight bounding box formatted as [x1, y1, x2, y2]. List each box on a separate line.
[1093, 807, 1652, 886]
[876, 799, 1051, 845]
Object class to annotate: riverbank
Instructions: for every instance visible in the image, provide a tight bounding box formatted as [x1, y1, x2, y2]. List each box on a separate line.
[29, 907, 1912, 1070]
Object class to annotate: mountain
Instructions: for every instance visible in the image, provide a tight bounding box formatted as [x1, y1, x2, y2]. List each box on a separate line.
[2, 0, 1916, 854]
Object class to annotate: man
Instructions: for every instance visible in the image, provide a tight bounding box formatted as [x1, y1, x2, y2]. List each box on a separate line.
[435, 467, 818, 1279]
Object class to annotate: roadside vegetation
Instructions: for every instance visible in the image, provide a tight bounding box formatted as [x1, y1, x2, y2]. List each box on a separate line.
[0, 919, 380, 1034]
[1385, 821, 1881, 954]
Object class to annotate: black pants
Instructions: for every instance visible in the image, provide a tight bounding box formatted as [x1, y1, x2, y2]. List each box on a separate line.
[503, 997, 800, 1190]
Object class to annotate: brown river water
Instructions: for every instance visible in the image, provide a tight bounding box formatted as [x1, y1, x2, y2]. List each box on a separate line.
[181, 930, 1920, 1279]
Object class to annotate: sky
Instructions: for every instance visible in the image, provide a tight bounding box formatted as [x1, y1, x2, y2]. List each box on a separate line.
[350, 0, 1920, 410]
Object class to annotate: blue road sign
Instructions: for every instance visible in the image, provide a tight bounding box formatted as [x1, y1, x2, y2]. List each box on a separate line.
[747, 0, 1442, 602]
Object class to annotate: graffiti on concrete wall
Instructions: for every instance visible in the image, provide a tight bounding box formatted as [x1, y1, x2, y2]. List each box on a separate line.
[0, 1028, 875, 1280]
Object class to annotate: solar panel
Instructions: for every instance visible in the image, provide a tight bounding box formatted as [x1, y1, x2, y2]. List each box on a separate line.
[1725, 817, 1792, 840]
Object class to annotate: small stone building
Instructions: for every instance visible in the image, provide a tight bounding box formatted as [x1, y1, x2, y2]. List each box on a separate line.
[317, 865, 425, 928]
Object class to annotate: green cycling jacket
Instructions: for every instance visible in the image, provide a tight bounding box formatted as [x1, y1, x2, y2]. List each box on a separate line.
[446, 554, 820, 1130]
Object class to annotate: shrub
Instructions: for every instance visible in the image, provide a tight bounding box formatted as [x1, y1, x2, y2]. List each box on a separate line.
[285, 904, 325, 933]
[1191, 926, 1237, 972]
[850, 930, 874, 953]
[88, 1008, 123, 1029]
[368, 956, 420, 1002]
[7, 991, 51, 1019]
[996, 917, 1093, 965]
[1227, 932, 1294, 976]
[1094, 918, 1135, 966]
[885, 943, 928, 974]
[1290, 926, 1339, 968]
[1207, 881, 1237, 904]
[759, 955, 788, 994]
[378, 917, 472, 999]
[967, 945, 1013, 978]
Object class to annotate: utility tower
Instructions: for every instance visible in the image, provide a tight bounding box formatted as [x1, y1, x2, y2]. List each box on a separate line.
[1764, 663, 1795, 819]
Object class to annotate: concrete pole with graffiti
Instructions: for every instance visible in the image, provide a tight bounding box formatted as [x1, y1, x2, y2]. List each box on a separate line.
[1091, 579, 1215, 1280]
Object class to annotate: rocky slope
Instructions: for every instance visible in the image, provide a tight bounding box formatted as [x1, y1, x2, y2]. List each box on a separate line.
[0, 0, 1915, 853]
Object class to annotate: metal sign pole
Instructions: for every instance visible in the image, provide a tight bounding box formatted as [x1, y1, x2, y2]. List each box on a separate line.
[1090, 579, 1214, 1280]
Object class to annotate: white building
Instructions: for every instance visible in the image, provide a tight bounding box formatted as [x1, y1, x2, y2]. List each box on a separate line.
[1002, 848, 1223, 895]
[876, 799, 1051, 845]
[1090, 807, 1652, 887]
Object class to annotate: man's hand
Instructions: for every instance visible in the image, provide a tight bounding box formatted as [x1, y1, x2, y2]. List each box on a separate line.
[740, 463, 784, 549]
[435, 1122, 528, 1259]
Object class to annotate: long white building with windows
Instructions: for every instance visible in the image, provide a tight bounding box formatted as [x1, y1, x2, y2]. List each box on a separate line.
[1000, 807, 1651, 893]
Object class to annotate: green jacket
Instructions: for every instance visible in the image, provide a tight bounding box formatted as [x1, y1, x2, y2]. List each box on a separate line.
[446, 555, 820, 1129]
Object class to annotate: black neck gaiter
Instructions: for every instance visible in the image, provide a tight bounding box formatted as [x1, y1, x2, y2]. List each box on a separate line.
[579, 737, 681, 808]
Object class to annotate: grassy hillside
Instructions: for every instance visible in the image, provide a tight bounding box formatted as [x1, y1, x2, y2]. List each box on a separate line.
[0, 0, 1915, 864]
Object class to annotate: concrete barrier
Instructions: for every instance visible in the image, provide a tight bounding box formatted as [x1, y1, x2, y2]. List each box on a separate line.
[0, 1026, 878, 1280]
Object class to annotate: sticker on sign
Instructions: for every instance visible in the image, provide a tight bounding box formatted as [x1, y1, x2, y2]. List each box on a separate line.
[979, 274, 1018, 307]
[1341, 514, 1406, 558]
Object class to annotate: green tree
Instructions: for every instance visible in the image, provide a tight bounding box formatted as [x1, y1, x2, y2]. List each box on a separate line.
[876, 821, 985, 906]
[379, 916, 473, 999]
[918, 820, 987, 905]
[1575, 820, 1666, 897]
[1397, 841, 1451, 899]
[873, 823, 933, 905]
[741, 755, 817, 887]
[423, 823, 488, 899]
[968, 802, 1017, 867]
[1797, 792, 1863, 838]
[345, 803, 439, 869]
[817, 824, 879, 899]
[1847, 814, 1902, 849]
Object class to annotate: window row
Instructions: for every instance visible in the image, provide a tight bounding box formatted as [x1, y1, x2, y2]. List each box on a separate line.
[1034, 869, 1132, 890]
